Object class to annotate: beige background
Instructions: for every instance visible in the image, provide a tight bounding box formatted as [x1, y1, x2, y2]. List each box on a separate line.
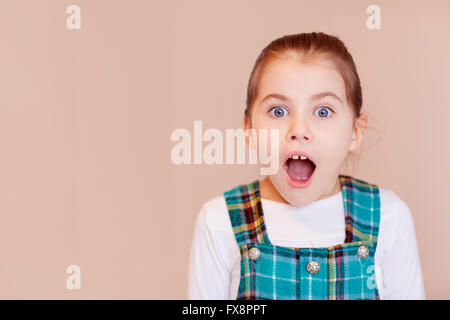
[0, 0, 448, 299]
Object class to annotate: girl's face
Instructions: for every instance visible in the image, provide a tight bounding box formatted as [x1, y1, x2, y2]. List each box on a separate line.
[245, 57, 366, 206]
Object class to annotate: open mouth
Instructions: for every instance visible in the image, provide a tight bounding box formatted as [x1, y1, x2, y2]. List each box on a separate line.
[283, 153, 316, 188]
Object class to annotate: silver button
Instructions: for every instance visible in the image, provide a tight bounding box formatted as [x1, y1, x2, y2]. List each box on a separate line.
[358, 245, 369, 259]
[306, 261, 320, 274]
[248, 247, 261, 261]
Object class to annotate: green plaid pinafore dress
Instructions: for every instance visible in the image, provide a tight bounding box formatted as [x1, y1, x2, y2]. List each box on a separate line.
[223, 174, 380, 300]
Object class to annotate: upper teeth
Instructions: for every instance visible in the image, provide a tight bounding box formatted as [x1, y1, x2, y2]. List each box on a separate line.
[290, 155, 307, 160]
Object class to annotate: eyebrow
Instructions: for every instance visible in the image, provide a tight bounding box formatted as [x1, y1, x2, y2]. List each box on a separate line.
[260, 91, 344, 105]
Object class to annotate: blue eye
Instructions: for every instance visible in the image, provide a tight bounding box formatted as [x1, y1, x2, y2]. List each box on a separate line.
[269, 106, 288, 118]
[314, 106, 334, 119]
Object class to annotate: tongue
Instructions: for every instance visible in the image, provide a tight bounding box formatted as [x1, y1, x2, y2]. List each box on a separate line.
[286, 159, 315, 181]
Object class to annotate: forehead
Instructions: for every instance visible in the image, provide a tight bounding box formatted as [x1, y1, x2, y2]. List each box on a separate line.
[257, 58, 347, 104]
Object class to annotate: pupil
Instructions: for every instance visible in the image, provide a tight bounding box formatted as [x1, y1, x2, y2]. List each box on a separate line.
[275, 109, 283, 116]
[319, 109, 327, 117]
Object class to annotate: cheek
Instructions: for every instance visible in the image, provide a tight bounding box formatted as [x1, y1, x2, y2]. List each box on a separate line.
[318, 128, 353, 164]
[252, 116, 287, 149]
[253, 127, 284, 157]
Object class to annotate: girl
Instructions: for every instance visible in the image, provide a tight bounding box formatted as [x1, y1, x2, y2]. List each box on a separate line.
[187, 32, 425, 300]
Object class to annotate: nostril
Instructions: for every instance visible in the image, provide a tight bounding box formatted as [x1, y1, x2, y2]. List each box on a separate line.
[292, 135, 310, 141]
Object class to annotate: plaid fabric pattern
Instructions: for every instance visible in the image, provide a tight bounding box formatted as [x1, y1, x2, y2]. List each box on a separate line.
[223, 174, 380, 300]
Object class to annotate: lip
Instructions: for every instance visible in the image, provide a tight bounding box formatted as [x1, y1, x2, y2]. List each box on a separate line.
[282, 150, 317, 189]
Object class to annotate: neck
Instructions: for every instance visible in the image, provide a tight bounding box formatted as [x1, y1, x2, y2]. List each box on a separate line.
[259, 177, 289, 204]
[317, 175, 342, 200]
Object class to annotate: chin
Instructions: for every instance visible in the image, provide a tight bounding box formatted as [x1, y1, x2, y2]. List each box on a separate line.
[268, 174, 317, 207]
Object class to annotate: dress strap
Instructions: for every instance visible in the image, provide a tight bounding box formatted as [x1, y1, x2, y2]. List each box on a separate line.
[340, 174, 381, 246]
[223, 180, 270, 247]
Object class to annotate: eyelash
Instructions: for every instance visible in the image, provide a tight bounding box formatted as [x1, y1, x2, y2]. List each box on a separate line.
[268, 105, 335, 119]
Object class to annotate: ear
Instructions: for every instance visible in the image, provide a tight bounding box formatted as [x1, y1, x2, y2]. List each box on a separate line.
[244, 115, 257, 149]
[349, 113, 368, 152]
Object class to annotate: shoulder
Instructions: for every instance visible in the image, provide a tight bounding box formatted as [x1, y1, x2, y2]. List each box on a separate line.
[195, 194, 233, 235]
[346, 175, 413, 226]
[379, 187, 414, 225]
[377, 187, 418, 252]
[195, 179, 258, 236]
[350, 174, 412, 224]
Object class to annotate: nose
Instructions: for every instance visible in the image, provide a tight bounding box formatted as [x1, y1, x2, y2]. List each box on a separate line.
[285, 117, 312, 142]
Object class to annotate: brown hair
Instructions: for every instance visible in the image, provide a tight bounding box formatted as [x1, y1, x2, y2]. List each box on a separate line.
[245, 32, 363, 124]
